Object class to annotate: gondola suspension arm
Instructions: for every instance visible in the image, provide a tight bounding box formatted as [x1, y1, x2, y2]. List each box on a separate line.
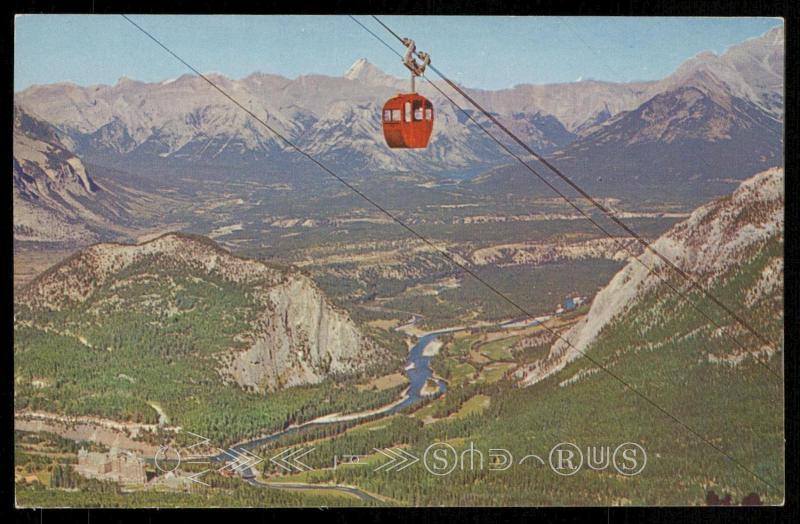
[401, 38, 430, 92]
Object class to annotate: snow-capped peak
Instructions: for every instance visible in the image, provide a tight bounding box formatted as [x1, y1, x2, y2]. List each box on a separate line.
[344, 58, 397, 86]
[344, 58, 370, 78]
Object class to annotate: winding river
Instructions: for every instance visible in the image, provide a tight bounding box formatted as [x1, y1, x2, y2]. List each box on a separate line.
[221, 315, 541, 463]
[202, 327, 455, 502]
[214, 328, 450, 464]
[232, 314, 546, 501]
[205, 315, 544, 500]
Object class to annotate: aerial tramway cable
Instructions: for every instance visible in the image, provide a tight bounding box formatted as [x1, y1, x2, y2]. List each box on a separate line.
[350, 15, 783, 382]
[120, 14, 780, 493]
[366, 14, 784, 373]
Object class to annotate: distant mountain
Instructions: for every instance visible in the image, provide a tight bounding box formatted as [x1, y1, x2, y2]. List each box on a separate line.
[6, 55, 670, 174]
[469, 79, 657, 134]
[545, 26, 784, 200]
[13, 107, 191, 247]
[517, 167, 784, 386]
[343, 57, 400, 87]
[12, 66, 516, 173]
[653, 26, 784, 118]
[13, 26, 783, 212]
[16, 233, 391, 392]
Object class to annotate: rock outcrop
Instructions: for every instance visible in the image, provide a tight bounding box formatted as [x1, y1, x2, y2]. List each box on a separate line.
[516, 167, 783, 386]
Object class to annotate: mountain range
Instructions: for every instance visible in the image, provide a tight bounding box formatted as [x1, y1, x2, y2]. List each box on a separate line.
[13, 25, 784, 244]
[547, 28, 784, 198]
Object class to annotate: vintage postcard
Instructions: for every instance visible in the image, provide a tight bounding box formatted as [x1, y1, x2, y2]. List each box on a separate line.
[12, 13, 785, 508]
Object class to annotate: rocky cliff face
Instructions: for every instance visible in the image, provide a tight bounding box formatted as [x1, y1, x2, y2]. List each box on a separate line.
[13, 107, 176, 247]
[221, 275, 383, 390]
[17, 233, 389, 391]
[13, 108, 102, 243]
[516, 167, 784, 387]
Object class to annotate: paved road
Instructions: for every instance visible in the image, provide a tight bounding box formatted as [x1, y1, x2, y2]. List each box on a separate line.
[245, 478, 383, 504]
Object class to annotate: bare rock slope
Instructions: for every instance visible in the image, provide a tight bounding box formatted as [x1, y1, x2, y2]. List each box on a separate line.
[517, 167, 784, 386]
[13, 108, 102, 243]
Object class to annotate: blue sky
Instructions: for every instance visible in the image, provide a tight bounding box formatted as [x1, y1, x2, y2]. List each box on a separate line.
[14, 15, 783, 92]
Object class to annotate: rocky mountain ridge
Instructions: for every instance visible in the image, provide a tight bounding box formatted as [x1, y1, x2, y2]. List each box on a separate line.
[14, 26, 782, 176]
[517, 166, 784, 387]
[545, 26, 784, 198]
[13, 108, 103, 243]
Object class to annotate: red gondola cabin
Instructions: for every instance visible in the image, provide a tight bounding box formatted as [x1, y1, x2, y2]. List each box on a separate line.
[382, 93, 433, 149]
